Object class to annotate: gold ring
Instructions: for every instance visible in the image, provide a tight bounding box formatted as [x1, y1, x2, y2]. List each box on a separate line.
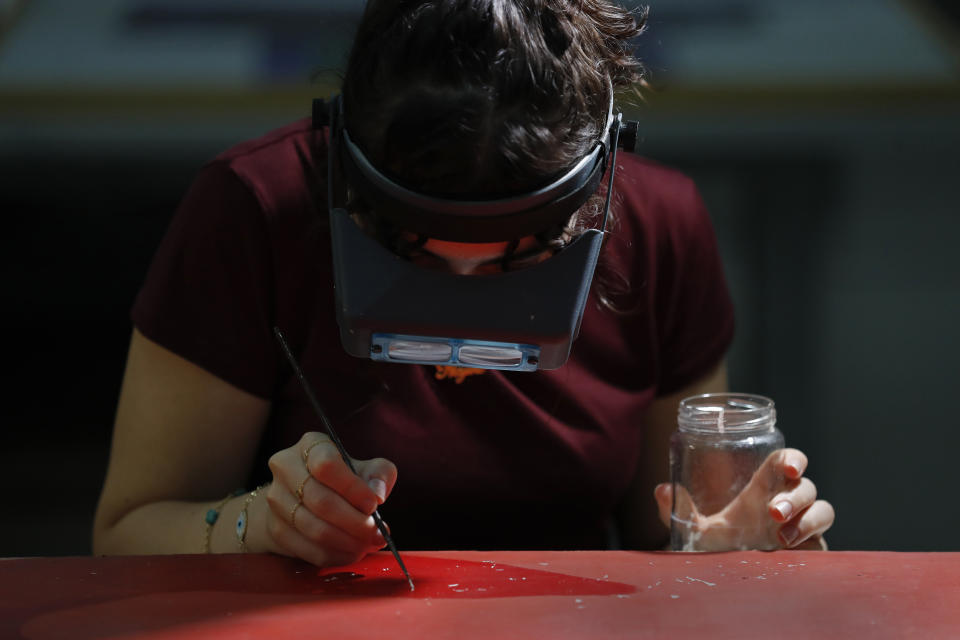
[302, 439, 324, 464]
[296, 474, 311, 501]
[290, 501, 302, 528]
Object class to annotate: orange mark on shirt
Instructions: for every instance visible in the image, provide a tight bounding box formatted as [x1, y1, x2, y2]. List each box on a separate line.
[434, 365, 488, 384]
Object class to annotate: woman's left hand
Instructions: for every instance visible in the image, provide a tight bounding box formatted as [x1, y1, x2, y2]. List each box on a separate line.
[654, 448, 835, 551]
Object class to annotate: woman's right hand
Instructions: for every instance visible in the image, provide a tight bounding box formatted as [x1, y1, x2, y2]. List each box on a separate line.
[263, 432, 398, 567]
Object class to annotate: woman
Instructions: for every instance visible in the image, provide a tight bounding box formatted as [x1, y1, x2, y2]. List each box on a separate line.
[93, 0, 834, 566]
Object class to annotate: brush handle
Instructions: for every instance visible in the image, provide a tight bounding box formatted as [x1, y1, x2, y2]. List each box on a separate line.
[274, 327, 414, 590]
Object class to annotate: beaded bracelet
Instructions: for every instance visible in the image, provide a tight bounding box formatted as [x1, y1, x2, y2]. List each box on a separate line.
[236, 484, 269, 552]
[202, 488, 246, 553]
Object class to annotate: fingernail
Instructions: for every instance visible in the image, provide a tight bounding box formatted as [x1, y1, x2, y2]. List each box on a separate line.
[369, 520, 387, 547]
[780, 524, 799, 546]
[368, 478, 387, 503]
[773, 501, 792, 521]
[786, 464, 801, 478]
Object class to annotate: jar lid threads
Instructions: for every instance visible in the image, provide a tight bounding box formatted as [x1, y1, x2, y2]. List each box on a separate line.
[677, 392, 776, 434]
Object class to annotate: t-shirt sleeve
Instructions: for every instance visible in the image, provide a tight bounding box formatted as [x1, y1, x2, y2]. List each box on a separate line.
[131, 160, 279, 399]
[653, 177, 735, 395]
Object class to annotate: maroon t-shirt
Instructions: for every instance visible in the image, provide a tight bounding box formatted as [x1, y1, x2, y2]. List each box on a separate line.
[133, 118, 734, 550]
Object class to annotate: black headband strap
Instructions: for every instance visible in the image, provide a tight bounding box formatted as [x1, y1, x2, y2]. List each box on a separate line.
[339, 140, 606, 242]
[342, 129, 604, 219]
[325, 91, 629, 242]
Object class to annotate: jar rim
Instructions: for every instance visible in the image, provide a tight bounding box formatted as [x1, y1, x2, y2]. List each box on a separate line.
[677, 392, 776, 433]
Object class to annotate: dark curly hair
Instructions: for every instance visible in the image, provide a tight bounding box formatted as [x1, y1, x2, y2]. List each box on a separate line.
[342, 0, 646, 201]
[334, 0, 647, 297]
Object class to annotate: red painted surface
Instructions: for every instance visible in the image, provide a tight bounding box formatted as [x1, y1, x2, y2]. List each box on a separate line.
[3, 550, 960, 639]
[312, 554, 634, 598]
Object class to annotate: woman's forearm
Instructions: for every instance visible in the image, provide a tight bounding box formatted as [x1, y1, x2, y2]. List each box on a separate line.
[93, 489, 272, 557]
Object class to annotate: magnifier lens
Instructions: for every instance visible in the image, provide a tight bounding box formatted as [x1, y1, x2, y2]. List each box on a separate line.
[372, 333, 540, 371]
[458, 345, 523, 367]
[387, 340, 453, 362]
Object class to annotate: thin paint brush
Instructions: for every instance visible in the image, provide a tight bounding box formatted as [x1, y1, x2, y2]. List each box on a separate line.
[273, 327, 415, 591]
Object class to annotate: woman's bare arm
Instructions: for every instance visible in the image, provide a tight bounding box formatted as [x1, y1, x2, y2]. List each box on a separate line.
[92, 329, 271, 556]
[616, 362, 729, 549]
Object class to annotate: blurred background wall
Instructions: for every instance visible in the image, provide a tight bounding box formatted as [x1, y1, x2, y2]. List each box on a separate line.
[2, 0, 958, 555]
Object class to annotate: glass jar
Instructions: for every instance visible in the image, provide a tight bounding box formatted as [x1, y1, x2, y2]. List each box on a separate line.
[669, 393, 784, 551]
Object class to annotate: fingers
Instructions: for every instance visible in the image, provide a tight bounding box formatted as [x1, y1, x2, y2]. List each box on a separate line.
[661, 445, 834, 552]
[768, 477, 817, 523]
[779, 449, 808, 481]
[756, 448, 808, 488]
[654, 483, 672, 528]
[353, 457, 399, 506]
[731, 447, 809, 518]
[761, 449, 834, 549]
[267, 483, 384, 551]
[299, 434, 380, 515]
[266, 494, 382, 568]
[265, 432, 398, 568]
[778, 499, 835, 549]
[294, 471, 382, 540]
[654, 482, 705, 544]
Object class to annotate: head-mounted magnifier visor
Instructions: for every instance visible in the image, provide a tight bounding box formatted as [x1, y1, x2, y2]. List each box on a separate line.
[317, 92, 637, 371]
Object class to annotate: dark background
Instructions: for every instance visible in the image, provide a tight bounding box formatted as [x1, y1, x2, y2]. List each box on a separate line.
[2, 0, 959, 555]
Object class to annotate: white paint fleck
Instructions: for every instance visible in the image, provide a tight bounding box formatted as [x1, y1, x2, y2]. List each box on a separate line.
[617, 594, 631, 599]
[685, 576, 717, 587]
[575, 598, 583, 603]
[448, 583, 459, 587]
[538, 562, 550, 566]
[670, 595, 680, 599]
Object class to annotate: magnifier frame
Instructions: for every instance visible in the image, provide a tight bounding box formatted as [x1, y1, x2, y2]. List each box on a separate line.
[317, 94, 632, 371]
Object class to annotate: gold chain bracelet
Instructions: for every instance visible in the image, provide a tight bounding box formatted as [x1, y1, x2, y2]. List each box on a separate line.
[236, 484, 269, 552]
[202, 488, 245, 553]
